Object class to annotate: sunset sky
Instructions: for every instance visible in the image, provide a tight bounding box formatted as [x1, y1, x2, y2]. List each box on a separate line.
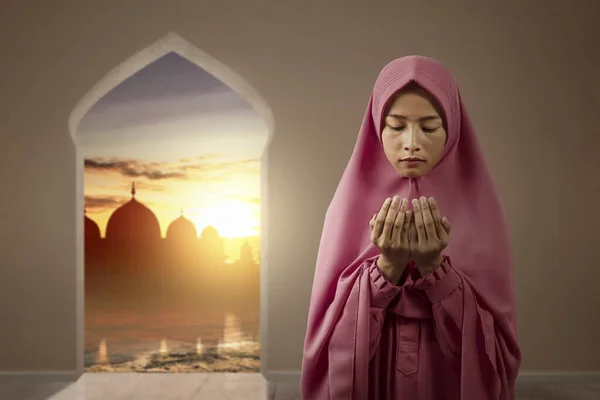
[78, 52, 268, 241]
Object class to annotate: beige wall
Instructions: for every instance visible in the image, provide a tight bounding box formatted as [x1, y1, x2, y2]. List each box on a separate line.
[0, 0, 599, 377]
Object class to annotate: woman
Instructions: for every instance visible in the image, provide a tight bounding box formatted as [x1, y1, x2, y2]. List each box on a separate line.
[301, 55, 522, 399]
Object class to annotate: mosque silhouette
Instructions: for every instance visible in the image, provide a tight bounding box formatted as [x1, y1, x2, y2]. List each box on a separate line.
[83, 182, 259, 308]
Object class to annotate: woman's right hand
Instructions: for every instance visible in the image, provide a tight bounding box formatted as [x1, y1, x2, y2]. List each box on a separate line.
[369, 196, 412, 285]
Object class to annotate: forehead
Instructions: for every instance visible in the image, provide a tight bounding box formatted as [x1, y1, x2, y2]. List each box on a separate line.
[387, 90, 442, 116]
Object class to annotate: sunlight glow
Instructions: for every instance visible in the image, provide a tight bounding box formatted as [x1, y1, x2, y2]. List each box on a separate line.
[191, 200, 259, 239]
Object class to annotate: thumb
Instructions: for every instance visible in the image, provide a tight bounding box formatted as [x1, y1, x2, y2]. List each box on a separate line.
[369, 213, 376, 229]
[441, 217, 451, 234]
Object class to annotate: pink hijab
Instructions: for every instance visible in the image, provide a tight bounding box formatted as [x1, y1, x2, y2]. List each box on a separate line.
[301, 56, 518, 398]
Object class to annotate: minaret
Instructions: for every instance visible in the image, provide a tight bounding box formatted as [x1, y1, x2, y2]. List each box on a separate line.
[131, 181, 136, 198]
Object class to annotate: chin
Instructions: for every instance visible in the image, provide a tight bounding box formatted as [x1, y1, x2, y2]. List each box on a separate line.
[397, 168, 425, 178]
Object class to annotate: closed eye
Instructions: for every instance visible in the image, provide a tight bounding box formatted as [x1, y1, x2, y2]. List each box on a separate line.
[386, 124, 438, 133]
[387, 124, 404, 131]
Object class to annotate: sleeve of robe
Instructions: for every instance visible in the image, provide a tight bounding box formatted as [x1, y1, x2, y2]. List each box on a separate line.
[365, 256, 404, 359]
[326, 256, 405, 399]
[413, 256, 522, 400]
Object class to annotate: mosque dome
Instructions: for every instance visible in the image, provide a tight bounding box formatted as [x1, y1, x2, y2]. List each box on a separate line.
[105, 182, 161, 245]
[166, 211, 198, 241]
[199, 224, 225, 262]
[84, 210, 101, 242]
[200, 225, 220, 242]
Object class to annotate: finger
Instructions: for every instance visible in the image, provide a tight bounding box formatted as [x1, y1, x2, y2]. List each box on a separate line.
[427, 197, 443, 239]
[370, 215, 377, 242]
[412, 198, 426, 243]
[442, 217, 451, 234]
[420, 196, 438, 242]
[369, 213, 377, 230]
[370, 211, 382, 242]
[409, 215, 418, 245]
[382, 196, 400, 239]
[391, 199, 407, 243]
[372, 198, 392, 238]
[401, 209, 412, 245]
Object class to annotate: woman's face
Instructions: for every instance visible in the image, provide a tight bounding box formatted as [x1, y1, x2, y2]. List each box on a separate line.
[381, 86, 447, 178]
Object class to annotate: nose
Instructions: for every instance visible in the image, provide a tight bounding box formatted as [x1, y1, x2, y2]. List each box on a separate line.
[403, 129, 421, 152]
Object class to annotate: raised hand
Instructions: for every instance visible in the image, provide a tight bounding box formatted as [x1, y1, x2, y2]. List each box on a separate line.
[409, 196, 451, 274]
[369, 196, 412, 284]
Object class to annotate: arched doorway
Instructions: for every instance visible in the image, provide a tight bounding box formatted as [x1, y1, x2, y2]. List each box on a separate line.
[69, 32, 274, 375]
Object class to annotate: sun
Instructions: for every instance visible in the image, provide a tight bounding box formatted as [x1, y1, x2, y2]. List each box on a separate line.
[192, 200, 259, 239]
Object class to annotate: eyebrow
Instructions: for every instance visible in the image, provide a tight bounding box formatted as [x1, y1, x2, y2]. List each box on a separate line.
[387, 114, 441, 122]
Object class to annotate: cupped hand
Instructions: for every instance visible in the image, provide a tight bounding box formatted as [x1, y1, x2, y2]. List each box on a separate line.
[409, 196, 451, 273]
[369, 196, 412, 284]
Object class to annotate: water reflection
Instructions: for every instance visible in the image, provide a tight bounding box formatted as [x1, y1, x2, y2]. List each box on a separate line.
[86, 312, 259, 372]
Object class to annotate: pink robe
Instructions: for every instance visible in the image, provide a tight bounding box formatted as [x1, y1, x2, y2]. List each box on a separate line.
[301, 55, 522, 399]
[363, 256, 518, 399]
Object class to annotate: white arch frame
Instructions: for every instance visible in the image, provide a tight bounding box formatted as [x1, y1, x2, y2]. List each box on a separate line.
[69, 32, 274, 377]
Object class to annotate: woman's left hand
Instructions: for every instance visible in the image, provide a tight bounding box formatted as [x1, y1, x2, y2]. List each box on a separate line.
[409, 197, 451, 273]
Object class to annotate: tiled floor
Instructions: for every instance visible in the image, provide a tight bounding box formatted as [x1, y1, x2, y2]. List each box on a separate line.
[0, 373, 599, 400]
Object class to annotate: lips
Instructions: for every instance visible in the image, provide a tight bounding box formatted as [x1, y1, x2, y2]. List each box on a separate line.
[401, 157, 425, 162]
